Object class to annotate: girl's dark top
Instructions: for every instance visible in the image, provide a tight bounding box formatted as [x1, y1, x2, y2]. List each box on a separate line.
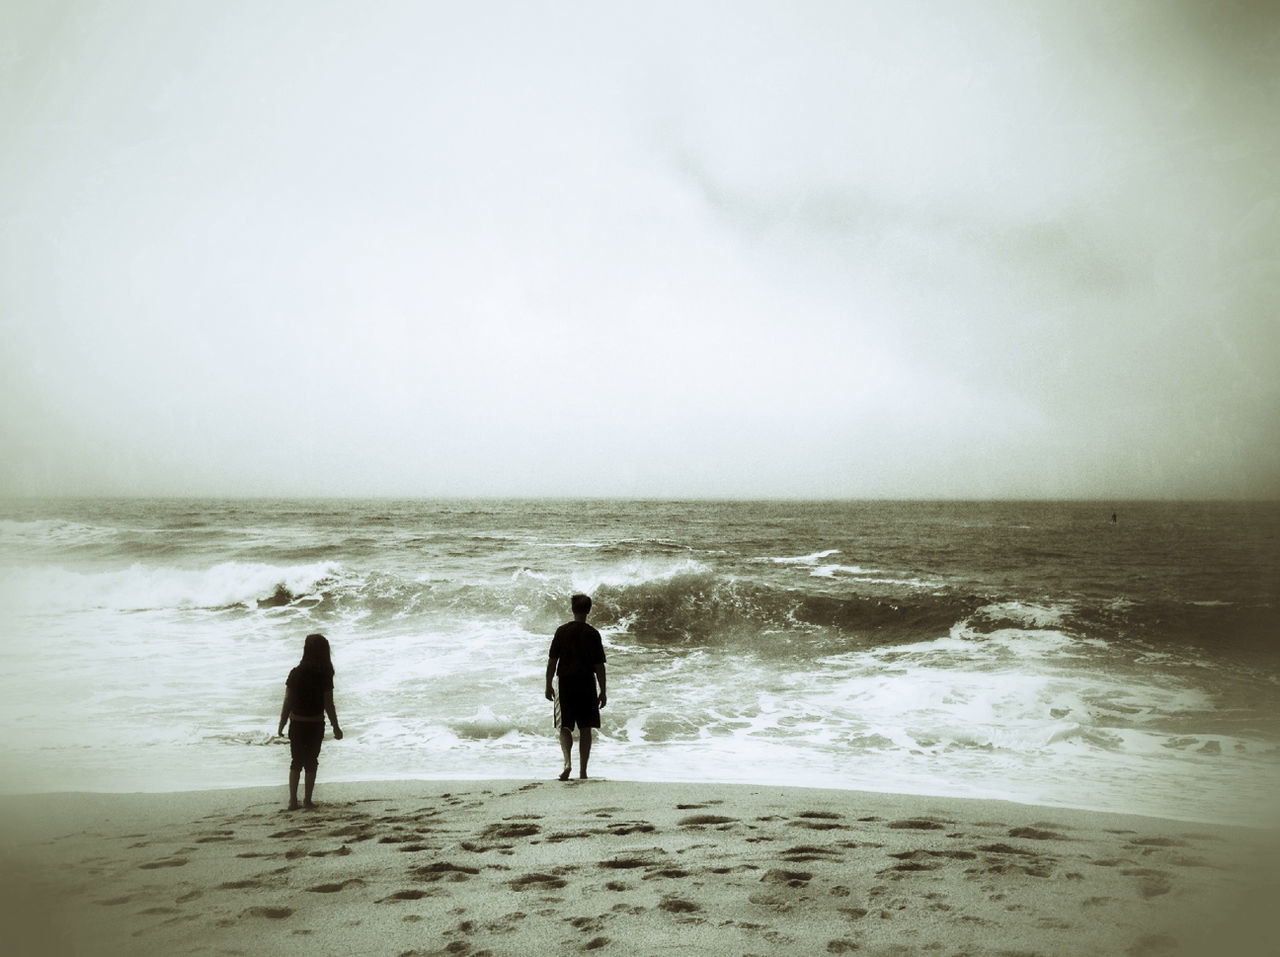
[548, 621, 606, 682]
[286, 665, 333, 717]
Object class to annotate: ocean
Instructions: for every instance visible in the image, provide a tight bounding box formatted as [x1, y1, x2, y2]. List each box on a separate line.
[1, 498, 1276, 825]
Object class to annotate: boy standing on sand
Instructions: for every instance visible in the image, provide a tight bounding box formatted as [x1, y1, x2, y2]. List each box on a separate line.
[545, 594, 607, 780]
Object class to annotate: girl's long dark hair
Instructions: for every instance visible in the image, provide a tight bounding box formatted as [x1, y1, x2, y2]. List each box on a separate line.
[299, 633, 334, 677]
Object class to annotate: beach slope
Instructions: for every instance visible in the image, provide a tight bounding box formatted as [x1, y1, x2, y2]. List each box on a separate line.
[1, 780, 1274, 956]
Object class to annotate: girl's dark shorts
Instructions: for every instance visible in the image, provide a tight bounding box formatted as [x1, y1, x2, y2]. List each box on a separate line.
[288, 720, 324, 771]
[558, 680, 601, 730]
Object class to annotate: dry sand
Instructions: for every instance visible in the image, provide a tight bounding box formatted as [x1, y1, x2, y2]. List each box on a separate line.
[1, 779, 1275, 956]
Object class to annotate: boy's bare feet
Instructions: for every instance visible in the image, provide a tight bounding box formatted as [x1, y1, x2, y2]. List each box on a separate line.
[558, 767, 571, 781]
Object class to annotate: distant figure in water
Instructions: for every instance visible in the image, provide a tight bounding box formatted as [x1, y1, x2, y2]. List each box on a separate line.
[277, 633, 343, 810]
[1112, 511, 1118, 524]
[546, 594, 607, 780]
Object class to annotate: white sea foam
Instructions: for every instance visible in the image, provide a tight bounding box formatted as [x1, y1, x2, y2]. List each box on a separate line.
[809, 563, 869, 577]
[759, 549, 841, 565]
[809, 564, 940, 587]
[2, 498, 1275, 826]
[0, 560, 342, 612]
[572, 557, 710, 591]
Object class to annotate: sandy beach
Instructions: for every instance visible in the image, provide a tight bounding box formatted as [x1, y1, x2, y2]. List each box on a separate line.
[1, 779, 1275, 957]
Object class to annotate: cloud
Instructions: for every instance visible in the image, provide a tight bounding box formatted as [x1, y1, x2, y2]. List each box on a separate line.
[1, 1, 1276, 497]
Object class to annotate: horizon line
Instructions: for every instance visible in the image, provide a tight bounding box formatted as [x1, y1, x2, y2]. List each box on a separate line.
[2, 493, 1277, 505]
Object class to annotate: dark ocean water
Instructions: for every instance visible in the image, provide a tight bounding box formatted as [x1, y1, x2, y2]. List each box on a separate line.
[1, 499, 1276, 823]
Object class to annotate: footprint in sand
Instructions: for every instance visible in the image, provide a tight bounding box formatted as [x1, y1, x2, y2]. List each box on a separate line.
[606, 821, 656, 835]
[1009, 826, 1067, 841]
[890, 849, 977, 864]
[658, 896, 701, 914]
[378, 889, 431, 902]
[882, 858, 941, 875]
[977, 842, 1036, 857]
[980, 858, 1054, 879]
[510, 872, 568, 891]
[782, 845, 844, 864]
[411, 862, 480, 883]
[311, 845, 354, 857]
[307, 879, 365, 893]
[269, 828, 312, 839]
[887, 819, 946, 831]
[482, 822, 541, 840]
[218, 878, 267, 890]
[600, 855, 663, 870]
[677, 814, 738, 827]
[1121, 868, 1172, 898]
[643, 867, 691, 880]
[139, 857, 189, 870]
[241, 906, 293, 919]
[546, 829, 602, 843]
[761, 869, 813, 887]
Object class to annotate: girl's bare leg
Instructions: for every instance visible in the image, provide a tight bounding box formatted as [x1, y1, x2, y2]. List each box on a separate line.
[303, 767, 317, 808]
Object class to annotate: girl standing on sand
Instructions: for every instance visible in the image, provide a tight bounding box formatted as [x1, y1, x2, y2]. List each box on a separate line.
[277, 633, 343, 810]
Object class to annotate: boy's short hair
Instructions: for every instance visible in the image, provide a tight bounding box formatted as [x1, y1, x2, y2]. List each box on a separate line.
[571, 593, 592, 614]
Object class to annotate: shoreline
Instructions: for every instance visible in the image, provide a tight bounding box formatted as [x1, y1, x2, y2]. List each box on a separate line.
[3, 779, 1276, 956]
[3, 765, 1273, 828]
[0, 773, 1267, 828]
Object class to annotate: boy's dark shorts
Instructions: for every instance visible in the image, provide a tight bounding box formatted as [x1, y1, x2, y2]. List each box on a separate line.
[557, 679, 601, 730]
[289, 720, 324, 771]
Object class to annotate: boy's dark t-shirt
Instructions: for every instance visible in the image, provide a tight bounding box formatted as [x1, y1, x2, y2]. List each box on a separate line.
[286, 665, 333, 717]
[549, 621, 606, 684]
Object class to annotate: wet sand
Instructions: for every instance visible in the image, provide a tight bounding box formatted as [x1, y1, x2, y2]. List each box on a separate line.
[1, 779, 1275, 956]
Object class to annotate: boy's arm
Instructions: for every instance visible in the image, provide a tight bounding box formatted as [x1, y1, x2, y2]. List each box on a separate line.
[277, 689, 292, 736]
[545, 657, 557, 700]
[595, 663, 607, 707]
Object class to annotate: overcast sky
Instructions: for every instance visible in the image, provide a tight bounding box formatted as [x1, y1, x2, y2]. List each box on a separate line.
[2, 1, 1276, 498]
